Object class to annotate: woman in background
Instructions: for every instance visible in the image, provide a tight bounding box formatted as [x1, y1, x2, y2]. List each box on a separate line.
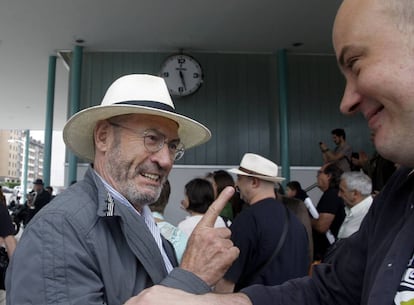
[178, 178, 227, 236]
[286, 181, 319, 219]
[206, 170, 246, 220]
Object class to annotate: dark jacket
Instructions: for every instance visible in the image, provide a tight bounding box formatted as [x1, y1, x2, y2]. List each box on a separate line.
[242, 167, 414, 305]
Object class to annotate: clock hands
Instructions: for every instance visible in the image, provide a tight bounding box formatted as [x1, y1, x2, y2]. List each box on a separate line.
[160, 54, 202, 96]
[179, 70, 187, 91]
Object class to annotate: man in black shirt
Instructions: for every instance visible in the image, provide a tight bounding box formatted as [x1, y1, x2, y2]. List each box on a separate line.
[215, 153, 309, 292]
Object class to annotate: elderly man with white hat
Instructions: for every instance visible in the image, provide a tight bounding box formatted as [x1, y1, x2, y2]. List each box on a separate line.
[6, 74, 239, 305]
[214, 153, 309, 293]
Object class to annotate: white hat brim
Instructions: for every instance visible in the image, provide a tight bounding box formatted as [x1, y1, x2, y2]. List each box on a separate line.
[227, 168, 285, 183]
[63, 104, 211, 162]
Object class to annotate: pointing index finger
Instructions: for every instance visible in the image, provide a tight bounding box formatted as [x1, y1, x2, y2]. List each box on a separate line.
[196, 186, 235, 228]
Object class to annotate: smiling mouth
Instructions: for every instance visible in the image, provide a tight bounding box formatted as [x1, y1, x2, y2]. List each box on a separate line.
[141, 172, 161, 182]
[367, 105, 384, 126]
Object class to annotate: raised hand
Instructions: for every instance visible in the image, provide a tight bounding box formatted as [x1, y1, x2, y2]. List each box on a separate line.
[180, 186, 240, 286]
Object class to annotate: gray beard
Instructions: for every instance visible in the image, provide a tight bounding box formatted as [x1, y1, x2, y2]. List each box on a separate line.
[126, 182, 163, 209]
[104, 136, 165, 210]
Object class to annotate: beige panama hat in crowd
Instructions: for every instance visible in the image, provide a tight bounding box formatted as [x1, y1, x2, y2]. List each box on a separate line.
[228, 153, 285, 183]
[63, 74, 211, 162]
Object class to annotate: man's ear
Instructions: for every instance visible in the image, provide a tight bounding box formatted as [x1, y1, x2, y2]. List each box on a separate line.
[251, 177, 260, 188]
[94, 120, 111, 154]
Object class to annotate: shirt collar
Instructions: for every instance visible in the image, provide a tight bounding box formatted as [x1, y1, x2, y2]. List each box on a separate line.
[346, 195, 373, 216]
[93, 169, 141, 216]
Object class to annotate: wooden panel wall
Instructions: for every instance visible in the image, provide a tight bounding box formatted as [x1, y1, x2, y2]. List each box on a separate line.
[79, 52, 373, 166]
[287, 54, 373, 166]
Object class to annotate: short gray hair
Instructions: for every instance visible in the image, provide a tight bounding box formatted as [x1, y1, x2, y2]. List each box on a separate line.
[341, 171, 372, 196]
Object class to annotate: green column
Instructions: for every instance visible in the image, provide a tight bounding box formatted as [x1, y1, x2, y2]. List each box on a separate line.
[277, 49, 290, 184]
[67, 45, 83, 186]
[43, 55, 57, 186]
[23, 130, 30, 203]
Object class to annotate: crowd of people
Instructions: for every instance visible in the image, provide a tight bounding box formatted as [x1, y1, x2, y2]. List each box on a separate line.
[3, 1, 413, 303]
[128, 0, 413, 303]
[0, 128, 384, 304]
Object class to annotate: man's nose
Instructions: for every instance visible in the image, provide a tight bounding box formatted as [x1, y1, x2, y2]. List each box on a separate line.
[339, 80, 362, 115]
[150, 144, 173, 168]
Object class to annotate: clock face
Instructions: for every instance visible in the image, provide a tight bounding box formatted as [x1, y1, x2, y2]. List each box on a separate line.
[160, 54, 203, 97]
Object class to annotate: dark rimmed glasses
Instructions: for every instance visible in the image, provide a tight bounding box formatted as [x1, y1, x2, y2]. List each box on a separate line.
[108, 121, 185, 161]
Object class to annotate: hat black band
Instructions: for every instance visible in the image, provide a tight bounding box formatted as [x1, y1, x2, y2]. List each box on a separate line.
[238, 166, 272, 177]
[116, 101, 176, 113]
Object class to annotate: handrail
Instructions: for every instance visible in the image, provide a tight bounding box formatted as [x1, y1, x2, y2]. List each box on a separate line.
[304, 182, 318, 192]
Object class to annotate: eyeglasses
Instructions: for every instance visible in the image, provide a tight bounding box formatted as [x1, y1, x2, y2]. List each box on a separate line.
[108, 121, 185, 161]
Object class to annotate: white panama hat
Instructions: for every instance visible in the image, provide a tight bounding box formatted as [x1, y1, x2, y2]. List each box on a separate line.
[63, 74, 211, 162]
[228, 153, 285, 183]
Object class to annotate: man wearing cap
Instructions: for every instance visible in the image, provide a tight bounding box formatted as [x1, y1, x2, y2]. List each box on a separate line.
[5, 74, 239, 305]
[215, 153, 309, 293]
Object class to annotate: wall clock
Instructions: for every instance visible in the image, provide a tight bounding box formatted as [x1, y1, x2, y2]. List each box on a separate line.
[160, 54, 203, 97]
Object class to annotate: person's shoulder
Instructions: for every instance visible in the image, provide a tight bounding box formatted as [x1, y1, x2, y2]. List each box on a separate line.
[324, 188, 341, 198]
[258, 197, 285, 213]
[178, 216, 195, 227]
[370, 167, 413, 207]
[253, 197, 278, 207]
[47, 181, 92, 206]
[386, 166, 412, 185]
[178, 216, 200, 236]
[158, 220, 187, 239]
[318, 189, 343, 211]
[36, 180, 100, 225]
[235, 198, 281, 222]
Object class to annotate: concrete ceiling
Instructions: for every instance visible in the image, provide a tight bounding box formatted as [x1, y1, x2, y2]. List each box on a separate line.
[0, 0, 342, 131]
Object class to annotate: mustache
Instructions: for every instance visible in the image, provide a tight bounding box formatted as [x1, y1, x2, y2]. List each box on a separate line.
[134, 163, 168, 178]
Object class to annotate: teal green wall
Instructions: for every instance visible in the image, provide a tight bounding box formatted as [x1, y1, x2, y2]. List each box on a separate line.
[287, 54, 372, 166]
[79, 52, 373, 166]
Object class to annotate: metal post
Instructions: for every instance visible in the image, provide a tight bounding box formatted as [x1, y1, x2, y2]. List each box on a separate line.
[43, 55, 57, 186]
[277, 49, 290, 183]
[67, 45, 83, 185]
[23, 130, 30, 203]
